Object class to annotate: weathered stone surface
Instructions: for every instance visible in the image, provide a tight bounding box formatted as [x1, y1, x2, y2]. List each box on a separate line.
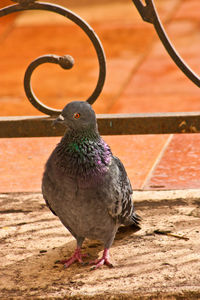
[0, 192, 200, 298]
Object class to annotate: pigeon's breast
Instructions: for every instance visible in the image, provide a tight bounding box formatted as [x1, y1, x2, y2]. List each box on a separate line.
[42, 136, 118, 241]
[57, 179, 117, 241]
[53, 137, 112, 186]
[43, 155, 117, 241]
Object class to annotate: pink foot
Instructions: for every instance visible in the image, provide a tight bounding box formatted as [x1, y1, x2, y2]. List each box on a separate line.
[90, 248, 114, 270]
[60, 247, 87, 268]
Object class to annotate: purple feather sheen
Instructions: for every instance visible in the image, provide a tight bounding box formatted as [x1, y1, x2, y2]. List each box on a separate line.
[54, 129, 112, 186]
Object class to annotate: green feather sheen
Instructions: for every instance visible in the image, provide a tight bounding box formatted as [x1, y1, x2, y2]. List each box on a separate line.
[69, 142, 80, 152]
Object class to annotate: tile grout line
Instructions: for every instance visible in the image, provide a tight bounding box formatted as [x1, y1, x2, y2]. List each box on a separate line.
[141, 134, 174, 190]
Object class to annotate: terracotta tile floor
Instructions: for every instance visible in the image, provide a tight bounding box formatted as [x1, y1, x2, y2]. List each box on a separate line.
[0, 0, 200, 192]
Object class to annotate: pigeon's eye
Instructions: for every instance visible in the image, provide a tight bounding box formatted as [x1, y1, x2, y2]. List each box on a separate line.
[73, 112, 81, 119]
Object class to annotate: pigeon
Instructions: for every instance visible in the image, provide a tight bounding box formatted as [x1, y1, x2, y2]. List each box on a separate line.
[42, 101, 141, 269]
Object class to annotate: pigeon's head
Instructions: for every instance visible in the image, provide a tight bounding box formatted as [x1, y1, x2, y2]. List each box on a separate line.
[53, 101, 97, 132]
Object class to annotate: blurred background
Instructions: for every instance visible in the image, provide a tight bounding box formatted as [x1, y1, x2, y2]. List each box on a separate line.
[0, 0, 200, 192]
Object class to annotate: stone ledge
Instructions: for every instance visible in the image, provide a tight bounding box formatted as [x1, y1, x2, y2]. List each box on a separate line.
[0, 191, 199, 299]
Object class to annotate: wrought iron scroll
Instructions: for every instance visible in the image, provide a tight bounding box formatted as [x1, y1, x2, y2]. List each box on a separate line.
[132, 0, 200, 87]
[0, 0, 199, 132]
[1, 0, 106, 116]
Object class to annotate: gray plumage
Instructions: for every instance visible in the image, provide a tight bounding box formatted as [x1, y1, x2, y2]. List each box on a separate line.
[42, 101, 141, 268]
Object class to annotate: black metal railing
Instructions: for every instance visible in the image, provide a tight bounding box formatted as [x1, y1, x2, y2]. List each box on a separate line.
[0, 0, 199, 137]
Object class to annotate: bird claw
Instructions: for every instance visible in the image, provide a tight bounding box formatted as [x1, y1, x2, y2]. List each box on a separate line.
[90, 258, 114, 270]
[59, 248, 88, 268]
[90, 248, 114, 270]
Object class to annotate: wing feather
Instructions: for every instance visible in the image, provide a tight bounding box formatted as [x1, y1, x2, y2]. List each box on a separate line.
[107, 156, 141, 228]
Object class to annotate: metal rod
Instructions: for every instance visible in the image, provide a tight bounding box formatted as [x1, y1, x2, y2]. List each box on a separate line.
[24, 55, 74, 116]
[0, 112, 200, 138]
[0, 0, 199, 139]
[1, 1, 106, 115]
[132, 0, 200, 87]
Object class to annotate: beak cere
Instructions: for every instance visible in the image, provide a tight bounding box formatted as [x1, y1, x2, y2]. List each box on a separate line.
[57, 114, 65, 121]
[52, 114, 65, 127]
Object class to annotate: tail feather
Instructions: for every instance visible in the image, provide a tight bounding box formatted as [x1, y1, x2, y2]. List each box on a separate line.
[132, 212, 142, 226]
[117, 212, 141, 237]
[130, 212, 141, 232]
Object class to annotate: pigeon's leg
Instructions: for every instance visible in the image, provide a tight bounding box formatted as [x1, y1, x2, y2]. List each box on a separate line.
[60, 237, 87, 268]
[90, 248, 113, 270]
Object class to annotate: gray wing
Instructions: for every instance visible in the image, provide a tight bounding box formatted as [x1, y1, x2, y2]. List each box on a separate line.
[107, 156, 141, 228]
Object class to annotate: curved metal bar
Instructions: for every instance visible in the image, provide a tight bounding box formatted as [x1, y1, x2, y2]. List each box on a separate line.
[132, 0, 200, 87]
[24, 55, 74, 116]
[1, 1, 106, 115]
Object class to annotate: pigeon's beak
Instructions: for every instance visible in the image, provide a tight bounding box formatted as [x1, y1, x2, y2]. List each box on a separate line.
[52, 114, 65, 127]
